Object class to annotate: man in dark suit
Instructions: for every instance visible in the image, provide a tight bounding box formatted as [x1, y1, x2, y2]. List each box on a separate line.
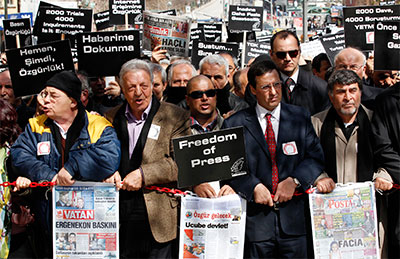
[104, 59, 191, 258]
[222, 60, 334, 258]
[371, 82, 400, 258]
[269, 30, 330, 115]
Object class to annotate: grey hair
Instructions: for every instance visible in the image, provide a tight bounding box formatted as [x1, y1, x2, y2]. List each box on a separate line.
[119, 59, 153, 89]
[327, 69, 363, 94]
[168, 59, 197, 85]
[199, 54, 229, 76]
[334, 47, 366, 67]
[151, 63, 167, 84]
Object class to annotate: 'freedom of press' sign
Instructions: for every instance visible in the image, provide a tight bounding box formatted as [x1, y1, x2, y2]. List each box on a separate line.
[173, 127, 247, 188]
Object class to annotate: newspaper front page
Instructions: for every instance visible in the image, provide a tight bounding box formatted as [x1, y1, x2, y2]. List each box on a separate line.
[179, 194, 246, 259]
[143, 11, 191, 56]
[309, 182, 380, 259]
[53, 182, 119, 259]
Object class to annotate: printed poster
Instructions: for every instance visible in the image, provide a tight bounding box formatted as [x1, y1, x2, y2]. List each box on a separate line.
[179, 194, 246, 259]
[309, 182, 379, 259]
[53, 182, 119, 259]
[143, 11, 191, 57]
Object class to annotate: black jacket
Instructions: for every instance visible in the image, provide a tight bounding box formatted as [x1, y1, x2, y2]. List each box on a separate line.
[371, 83, 400, 183]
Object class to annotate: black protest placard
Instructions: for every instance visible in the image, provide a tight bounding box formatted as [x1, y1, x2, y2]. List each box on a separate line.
[198, 23, 222, 42]
[190, 27, 205, 42]
[228, 5, 263, 32]
[343, 5, 400, 51]
[191, 41, 239, 69]
[32, 1, 61, 36]
[245, 41, 270, 64]
[320, 31, 345, 64]
[158, 9, 177, 16]
[94, 11, 111, 31]
[374, 21, 400, 70]
[6, 40, 74, 97]
[36, 7, 92, 44]
[76, 30, 140, 76]
[109, 0, 144, 25]
[173, 127, 247, 188]
[3, 18, 32, 50]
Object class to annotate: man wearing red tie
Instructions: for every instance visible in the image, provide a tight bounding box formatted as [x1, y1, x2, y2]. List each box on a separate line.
[222, 60, 334, 258]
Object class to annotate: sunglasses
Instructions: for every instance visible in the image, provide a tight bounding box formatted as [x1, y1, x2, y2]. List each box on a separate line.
[188, 89, 217, 99]
[274, 50, 299, 60]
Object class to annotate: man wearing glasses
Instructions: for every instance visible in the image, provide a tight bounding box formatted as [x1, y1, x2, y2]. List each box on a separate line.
[334, 47, 382, 110]
[11, 71, 121, 257]
[269, 30, 330, 115]
[222, 60, 333, 258]
[186, 75, 235, 198]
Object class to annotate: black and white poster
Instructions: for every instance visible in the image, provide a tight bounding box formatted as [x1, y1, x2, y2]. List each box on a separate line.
[197, 23, 223, 42]
[36, 7, 93, 44]
[94, 11, 112, 31]
[109, 0, 144, 25]
[6, 40, 74, 97]
[191, 41, 239, 69]
[3, 18, 32, 50]
[245, 41, 270, 64]
[173, 127, 247, 188]
[374, 21, 400, 70]
[228, 5, 263, 32]
[320, 31, 346, 64]
[76, 30, 141, 76]
[158, 9, 177, 16]
[343, 5, 400, 50]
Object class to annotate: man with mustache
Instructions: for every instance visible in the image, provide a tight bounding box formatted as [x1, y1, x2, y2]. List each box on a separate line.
[312, 70, 392, 257]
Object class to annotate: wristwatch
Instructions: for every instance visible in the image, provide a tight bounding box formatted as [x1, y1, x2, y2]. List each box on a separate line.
[293, 177, 301, 188]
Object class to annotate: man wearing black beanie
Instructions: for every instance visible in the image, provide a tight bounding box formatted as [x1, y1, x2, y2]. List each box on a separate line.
[11, 70, 121, 257]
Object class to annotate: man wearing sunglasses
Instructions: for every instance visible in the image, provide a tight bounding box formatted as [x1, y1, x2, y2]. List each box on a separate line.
[186, 75, 235, 198]
[334, 47, 382, 110]
[269, 30, 330, 115]
[222, 60, 333, 258]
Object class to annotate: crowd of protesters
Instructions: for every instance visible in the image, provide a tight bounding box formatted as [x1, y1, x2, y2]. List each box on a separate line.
[0, 27, 399, 259]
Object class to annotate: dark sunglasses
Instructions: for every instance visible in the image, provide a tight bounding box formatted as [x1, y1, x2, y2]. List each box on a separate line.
[274, 50, 299, 60]
[188, 89, 217, 99]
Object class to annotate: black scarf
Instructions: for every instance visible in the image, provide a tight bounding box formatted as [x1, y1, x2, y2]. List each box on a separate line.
[113, 96, 160, 179]
[47, 104, 86, 179]
[164, 86, 187, 105]
[320, 106, 374, 182]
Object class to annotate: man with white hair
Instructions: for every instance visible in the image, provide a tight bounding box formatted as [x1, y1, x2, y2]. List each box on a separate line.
[199, 54, 248, 117]
[105, 59, 191, 258]
[164, 59, 197, 104]
[334, 47, 382, 110]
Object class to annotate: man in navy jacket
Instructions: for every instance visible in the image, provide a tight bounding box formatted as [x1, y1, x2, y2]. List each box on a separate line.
[222, 60, 334, 258]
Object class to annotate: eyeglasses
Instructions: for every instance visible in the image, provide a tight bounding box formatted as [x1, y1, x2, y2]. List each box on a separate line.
[336, 64, 364, 71]
[188, 89, 217, 99]
[274, 50, 299, 60]
[39, 89, 60, 102]
[260, 82, 282, 92]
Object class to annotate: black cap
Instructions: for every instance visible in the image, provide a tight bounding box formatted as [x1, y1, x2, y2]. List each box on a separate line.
[45, 71, 81, 102]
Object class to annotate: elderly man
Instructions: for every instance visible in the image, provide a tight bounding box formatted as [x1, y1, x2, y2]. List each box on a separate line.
[199, 54, 248, 116]
[334, 47, 382, 110]
[219, 51, 238, 87]
[150, 63, 167, 101]
[185, 75, 234, 198]
[164, 59, 197, 104]
[312, 70, 392, 257]
[269, 30, 330, 115]
[105, 59, 191, 258]
[11, 71, 121, 257]
[222, 60, 333, 258]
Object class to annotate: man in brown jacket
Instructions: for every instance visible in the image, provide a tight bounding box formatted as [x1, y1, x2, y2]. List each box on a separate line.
[105, 59, 191, 259]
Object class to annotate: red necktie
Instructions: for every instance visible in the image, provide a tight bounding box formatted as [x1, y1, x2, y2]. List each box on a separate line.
[285, 78, 294, 102]
[265, 114, 279, 193]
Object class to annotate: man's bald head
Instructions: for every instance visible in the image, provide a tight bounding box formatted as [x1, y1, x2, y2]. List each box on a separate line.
[334, 47, 366, 79]
[186, 75, 214, 94]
